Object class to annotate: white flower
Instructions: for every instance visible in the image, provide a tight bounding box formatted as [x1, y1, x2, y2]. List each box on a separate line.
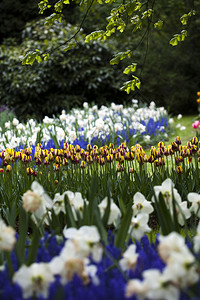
[187, 192, 200, 217]
[152, 178, 181, 211]
[126, 278, 148, 299]
[143, 135, 151, 142]
[52, 192, 66, 215]
[158, 232, 189, 263]
[65, 191, 87, 220]
[4, 121, 10, 129]
[175, 201, 191, 226]
[95, 118, 104, 131]
[63, 226, 102, 262]
[16, 123, 24, 131]
[43, 116, 54, 125]
[0, 219, 16, 251]
[119, 244, 138, 271]
[163, 252, 198, 288]
[59, 113, 67, 122]
[83, 102, 89, 109]
[68, 131, 77, 142]
[50, 240, 99, 285]
[153, 179, 190, 225]
[132, 192, 154, 216]
[169, 118, 174, 124]
[56, 127, 65, 141]
[142, 269, 180, 300]
[193, 222, 200, 253]
[177, 114, 182, 120]
[180, 126, 186, 131]
[22, 190, 42, 213]
[98, 197, 121, 225]
[13, 263, 54, 299]
[129, 213, 151, 240]
[23, 181, 53, 220]
[12, 118, 19, 126]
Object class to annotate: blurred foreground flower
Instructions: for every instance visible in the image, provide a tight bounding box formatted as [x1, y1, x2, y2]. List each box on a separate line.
[13, 263, 54, 299]
[0, 219, 16, 251]
[22, 181, 53, 219]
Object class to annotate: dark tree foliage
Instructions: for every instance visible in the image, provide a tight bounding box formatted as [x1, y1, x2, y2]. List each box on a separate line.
[0, 0, 39, 43]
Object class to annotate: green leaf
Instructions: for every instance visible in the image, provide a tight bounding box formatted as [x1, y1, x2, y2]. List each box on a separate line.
[63, 0, 70, 3]
[114, 201, 133, 249]
[153, 192, 174, 235]
[169, 37, 178, 46]
[15, 207, 29, 265]
[121, 76, 141, 93]
[110, 50, 132, 65]
[123, 63, 137, 74]
[43, 53, 50, 61]
[180, 14, 188, 25]
[26, 219, 41, 266]
[85, 30, 106, 43]
[36, 55, 42, 63]
[141, 9, 153, 19]
[154, 20, 163, 30]
[64, 194, 77, 228]
[125, 2, 140, 16]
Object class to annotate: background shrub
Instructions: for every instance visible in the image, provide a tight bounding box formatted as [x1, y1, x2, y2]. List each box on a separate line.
[0, 20, 129, 121]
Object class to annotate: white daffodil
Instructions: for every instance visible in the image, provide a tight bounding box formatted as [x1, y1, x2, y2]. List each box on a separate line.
[126, 279, 148, 299]
[129, 213, 151, 240]
[132, 192, 154, 216]
[49, 239, 85, 284]
[152, 178, 182, 211]
[142, 269, 180, 300]
[22, 181, 53, 220]
[158, 232, 190, 263]
[187, 192, 200, 217]
[175, 201, 191, 226]
[52, 192, 66, 215]
[119, 244, 138, 271]
[193, 222, 200, 253]
[65, 191, 88, 220]
[98, 197, 121, 226]
[63, 226, 102, 262]
[13, 263, 54, 299]
[0, 219, 16, 251]
[163, 252, 198, 288]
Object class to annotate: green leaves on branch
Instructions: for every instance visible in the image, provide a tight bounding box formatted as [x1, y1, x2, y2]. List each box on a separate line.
[141, 9, 153, 20]
[45, 13, 64, 25]
[169, 30, 187, 46]
[39, 0, 70, 23]
[125, 1, 141, 16]
[180, 10, 195, 25]
[106, 5, 126, 34]
[170, 10, 195, 46]
[38, 0, 51, 14]
[110, 50, 132, 65]
[121, 75, 141, 94]
[22, 50, 42, 66]
[54, 0, 70, 13]
[154, 20, 163, 30]
[123, 63, 137, 74]
[85, 30, 106, 42]
[22, 50, 50, 65]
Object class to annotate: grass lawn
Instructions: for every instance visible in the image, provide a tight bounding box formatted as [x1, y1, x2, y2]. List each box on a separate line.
[164, 115, 198, 145]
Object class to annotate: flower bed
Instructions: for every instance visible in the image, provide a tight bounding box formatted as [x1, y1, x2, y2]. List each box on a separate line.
[0, 101, 168, 150]
[1, 102, 200, 299]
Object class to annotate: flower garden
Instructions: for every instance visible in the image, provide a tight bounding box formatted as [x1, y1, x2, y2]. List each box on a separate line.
[1, 100, 200, 300]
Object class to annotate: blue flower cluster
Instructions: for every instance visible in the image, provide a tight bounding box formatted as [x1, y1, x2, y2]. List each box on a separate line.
[1, 232, 200, 300]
